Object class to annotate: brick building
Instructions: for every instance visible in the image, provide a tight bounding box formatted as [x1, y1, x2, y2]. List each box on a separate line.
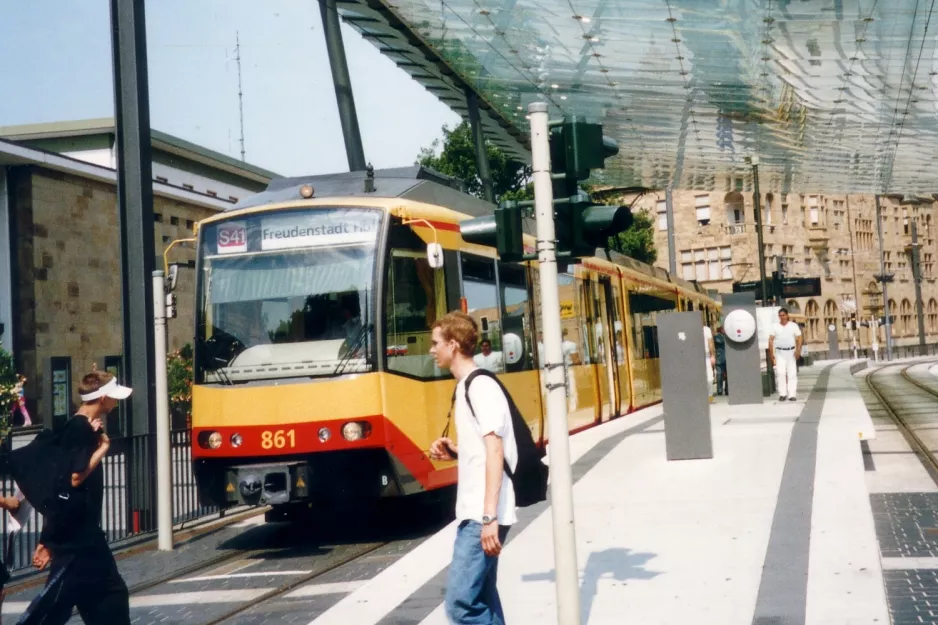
[626, 186, 938, 349]
[0, 120, 278, 425]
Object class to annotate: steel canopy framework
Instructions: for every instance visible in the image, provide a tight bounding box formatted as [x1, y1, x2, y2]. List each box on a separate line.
[339, 0, 938, 194]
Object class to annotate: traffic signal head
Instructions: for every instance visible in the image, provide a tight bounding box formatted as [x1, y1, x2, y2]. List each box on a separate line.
[459, 203, 524, 262]
[555, 191, 633, 258]
[551, 117, 619, 181]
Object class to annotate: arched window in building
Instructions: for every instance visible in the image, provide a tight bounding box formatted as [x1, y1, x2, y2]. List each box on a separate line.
[901, 299, 913, 336]
[764, 193, 774, 225]
[823, 300, 838, 337]
[725, 192, 745, 227]
[928, 299, 938, 333]
[786, 299, 801, 314]
[805, 299, 820, 341]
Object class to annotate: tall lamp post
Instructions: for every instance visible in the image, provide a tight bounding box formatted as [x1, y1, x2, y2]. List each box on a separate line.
[746, 156, 769, 305]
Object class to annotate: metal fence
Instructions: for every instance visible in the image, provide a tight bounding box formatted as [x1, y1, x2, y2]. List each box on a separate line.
[833, 343, 938, 360]
[0, 428, 217, 573]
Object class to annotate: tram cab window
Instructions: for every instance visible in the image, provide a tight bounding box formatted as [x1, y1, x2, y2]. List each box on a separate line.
[628, 292, 676, 359]
[498, 262, 535, 372]
[386, 248, 449, 379]
[462, 255, 504, 372]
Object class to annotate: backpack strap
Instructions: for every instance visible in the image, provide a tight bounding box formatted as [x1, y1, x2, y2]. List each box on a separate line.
[463, 369, 515, 480]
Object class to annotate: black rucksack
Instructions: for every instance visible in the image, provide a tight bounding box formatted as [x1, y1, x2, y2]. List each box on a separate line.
[8, 428, 88, 530]
[446, 369, 549, 508]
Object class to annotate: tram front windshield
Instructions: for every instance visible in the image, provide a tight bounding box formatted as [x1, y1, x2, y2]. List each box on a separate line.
[196, 208, 381, 383]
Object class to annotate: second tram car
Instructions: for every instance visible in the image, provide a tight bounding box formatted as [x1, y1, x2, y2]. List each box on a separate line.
[189, 168, 719, 516]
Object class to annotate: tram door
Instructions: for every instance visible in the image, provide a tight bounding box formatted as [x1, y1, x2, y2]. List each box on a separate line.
[592, 276, 620, 421]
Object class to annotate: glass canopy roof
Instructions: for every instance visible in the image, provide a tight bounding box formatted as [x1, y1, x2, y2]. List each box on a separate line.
[340, 0, 938, 194]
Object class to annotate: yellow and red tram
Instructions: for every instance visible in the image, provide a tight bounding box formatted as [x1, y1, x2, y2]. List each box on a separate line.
[189, 168, 719, 514]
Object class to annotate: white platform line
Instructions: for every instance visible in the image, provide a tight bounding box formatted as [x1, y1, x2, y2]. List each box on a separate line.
[1, 589, 271, 615]
[286, 581, 365, 598]
[882, 557, 938, 570]
[174, 570, 312, 583]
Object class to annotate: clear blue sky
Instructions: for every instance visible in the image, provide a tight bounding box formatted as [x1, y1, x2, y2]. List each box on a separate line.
[0, 0, 461, 176]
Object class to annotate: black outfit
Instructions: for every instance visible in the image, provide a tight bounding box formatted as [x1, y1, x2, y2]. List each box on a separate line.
[714, 333, 728, 395]
[17, 416, 130, 625]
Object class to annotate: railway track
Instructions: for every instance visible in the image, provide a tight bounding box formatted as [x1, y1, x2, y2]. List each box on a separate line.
[865, 360, 938, 481]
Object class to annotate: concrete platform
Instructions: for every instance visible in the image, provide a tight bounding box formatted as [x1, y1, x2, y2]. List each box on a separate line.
[311, 361, 889, 625]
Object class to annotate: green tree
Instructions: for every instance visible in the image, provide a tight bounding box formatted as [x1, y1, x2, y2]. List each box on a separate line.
[418, 122, 532, 203]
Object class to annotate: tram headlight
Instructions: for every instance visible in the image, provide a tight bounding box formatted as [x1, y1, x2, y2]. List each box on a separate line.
[342, 422, 363, 442]
[318, 427, 332, 443]
[207, 432, 223, 449]
[230, 433, 243, 448]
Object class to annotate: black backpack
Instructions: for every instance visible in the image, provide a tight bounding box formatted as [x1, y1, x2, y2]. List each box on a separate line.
[8, 428, 88, 530]
[445, 369, 549, 508]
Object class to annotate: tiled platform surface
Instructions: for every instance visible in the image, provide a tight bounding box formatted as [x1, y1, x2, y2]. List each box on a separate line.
[309, 360, 889, 625]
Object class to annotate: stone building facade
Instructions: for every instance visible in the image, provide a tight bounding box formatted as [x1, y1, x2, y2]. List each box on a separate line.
[628, 188, 938, 349]
[0, 123, 276, 427]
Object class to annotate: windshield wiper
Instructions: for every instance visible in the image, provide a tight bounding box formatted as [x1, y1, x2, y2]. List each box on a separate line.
[333, 323, 371, 376]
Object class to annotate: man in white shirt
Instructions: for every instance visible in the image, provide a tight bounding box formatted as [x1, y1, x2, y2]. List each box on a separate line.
[703, 324, 716, 398]
[473, 339, 503, 373]
[769, 307, 803, 401]
[429, 312, 517, 625]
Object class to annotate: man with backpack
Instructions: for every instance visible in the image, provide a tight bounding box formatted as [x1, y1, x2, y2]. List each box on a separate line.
[429, 311, 534, 624]
[12, 369, 132, 625]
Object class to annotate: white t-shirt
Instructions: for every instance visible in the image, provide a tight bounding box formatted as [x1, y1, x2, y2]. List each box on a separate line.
[772, 322, 802, 349]
[703, 326, 713, 358]
[473, 351, 503, 372]
[454, 371, 518, 526]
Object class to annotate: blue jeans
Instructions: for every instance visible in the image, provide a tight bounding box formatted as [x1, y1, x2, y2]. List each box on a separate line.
[445, 520, 511, 624]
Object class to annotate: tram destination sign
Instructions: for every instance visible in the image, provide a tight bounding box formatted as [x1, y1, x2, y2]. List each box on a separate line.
[732, 277, 822, 299]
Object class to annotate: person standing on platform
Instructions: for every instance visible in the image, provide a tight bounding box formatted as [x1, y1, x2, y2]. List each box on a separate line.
[714, 325, 728, 396]
[473, 339, 503, 373]
[17, 370, 132, 625]
[769, 307, 803, 402]
[703, 323, 716, 399]
[428, 312, 517, 625]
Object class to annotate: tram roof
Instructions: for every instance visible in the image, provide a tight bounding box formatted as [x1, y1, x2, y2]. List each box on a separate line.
[339, 0, 938, 195]
[231, 166, 499, 218]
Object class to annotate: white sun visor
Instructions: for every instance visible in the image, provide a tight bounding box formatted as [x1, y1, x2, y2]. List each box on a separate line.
[80, 379, 133, 402]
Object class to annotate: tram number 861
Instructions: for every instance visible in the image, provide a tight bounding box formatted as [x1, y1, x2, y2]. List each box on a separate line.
[261, 429, 296, 449]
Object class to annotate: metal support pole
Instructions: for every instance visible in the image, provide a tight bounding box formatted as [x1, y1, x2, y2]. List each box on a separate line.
[875, 195, 894, 361]
[750, 159, 769, 305]
[466, 89, 495, 204]
[666, 188, 676, 275]
[529, 102, 581, 625]
[912, 219, 927, 355]
[110, 0, 156, 440]
[319, 0, 366, 172]
[153, 271, 173, 551]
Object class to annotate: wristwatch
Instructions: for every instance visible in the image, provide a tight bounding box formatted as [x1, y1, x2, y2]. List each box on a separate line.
[482, 515, 496, 525]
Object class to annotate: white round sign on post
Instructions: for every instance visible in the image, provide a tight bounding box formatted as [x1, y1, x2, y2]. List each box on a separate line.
[503, 333, 523, 365]
[828, 324, 836, 332]
[724, 309, 757, 343]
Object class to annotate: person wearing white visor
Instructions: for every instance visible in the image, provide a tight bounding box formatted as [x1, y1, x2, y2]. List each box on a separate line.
[19, 369, 132, 625]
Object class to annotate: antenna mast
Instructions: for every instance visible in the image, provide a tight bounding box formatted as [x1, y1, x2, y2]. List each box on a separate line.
[235, 31, 246, 161]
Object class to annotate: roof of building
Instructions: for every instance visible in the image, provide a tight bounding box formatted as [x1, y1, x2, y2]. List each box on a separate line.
[0, 136, 234, 212]
[0, 118, 280, 184]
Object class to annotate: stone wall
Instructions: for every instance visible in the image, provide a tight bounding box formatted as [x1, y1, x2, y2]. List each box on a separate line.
[12, 167, 217, 426]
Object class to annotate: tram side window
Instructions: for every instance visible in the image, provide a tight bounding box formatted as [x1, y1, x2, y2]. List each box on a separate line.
[533, 267, 589, 367]
[628, 292, 676, 359]
[462, 254, 503, 372]
[386, 250, 448, 379]
[499, 262, 535, 372]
